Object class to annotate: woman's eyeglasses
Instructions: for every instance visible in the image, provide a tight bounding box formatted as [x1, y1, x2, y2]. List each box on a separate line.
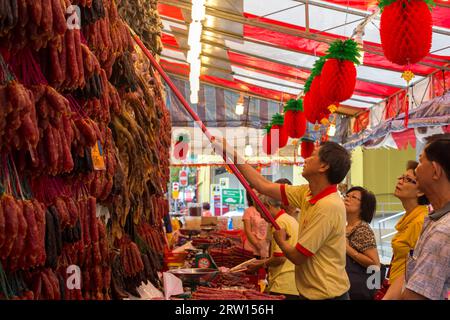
[398, 175, 417, 185]
[344, 194, 361, 201]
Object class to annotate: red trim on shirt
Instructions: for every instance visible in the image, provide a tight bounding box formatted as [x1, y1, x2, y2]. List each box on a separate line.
[273, 252, 285, 257]
[274, 209, 286, 221]
[280, 184, 289, 206]
[308, 185, 338, 205]
[295, 243, 314, 257]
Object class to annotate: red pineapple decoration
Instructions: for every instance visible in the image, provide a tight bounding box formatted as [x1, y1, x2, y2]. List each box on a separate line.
[262, 125, 278, 155]
[379, 0, 433, 67]
[300, 138, 315, 159]
[306, 75, 332, 125]
[270, 113, 289, 148]
[302, 57, 332, 125]
[283, 99, 307, 139]
[320, 39, 360, 105]
[173, 133, 189, 160]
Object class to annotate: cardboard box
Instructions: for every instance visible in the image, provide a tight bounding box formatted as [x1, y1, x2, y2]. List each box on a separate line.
[183, 216, 202, 230]
[201, 216, 218, 226]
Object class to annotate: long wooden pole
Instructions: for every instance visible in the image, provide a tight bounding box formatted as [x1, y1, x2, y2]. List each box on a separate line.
[131, 32, 281, 230]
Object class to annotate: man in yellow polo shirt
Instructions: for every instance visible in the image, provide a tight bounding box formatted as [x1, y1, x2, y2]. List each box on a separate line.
[247, 194, 299, 299]
[212, 138, 351, 300]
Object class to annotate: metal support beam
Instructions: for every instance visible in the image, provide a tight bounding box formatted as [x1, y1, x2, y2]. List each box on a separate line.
[305, 0, 310, 33]
[166, 27, 407, 89]
[164, 71, 362, 116]
[293, 0, 450, 38]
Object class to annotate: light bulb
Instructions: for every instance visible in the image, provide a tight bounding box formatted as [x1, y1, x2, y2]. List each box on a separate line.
[327, 124, 336, 137]
[190, 92, 199, 104]
[191, 0, 206, 21]
[188, 22, 202, 47]
[235, 103, 244, 115]
[190, 58, 201, 73]
[244, 144, 253, 157]
[187, 46, 201, 63]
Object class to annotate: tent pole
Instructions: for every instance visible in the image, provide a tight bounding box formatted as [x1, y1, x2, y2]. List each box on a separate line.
[130, 30, 281, 230]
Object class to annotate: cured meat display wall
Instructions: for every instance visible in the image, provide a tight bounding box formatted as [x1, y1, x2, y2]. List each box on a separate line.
[0, 0, 171, 300]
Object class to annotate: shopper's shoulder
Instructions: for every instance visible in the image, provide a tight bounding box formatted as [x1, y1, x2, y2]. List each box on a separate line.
[315, 193, 345, 211]
[355, 222, 375, 235]
[286, 184, 309, 194]
[434, 212, 450, 235]
[279, 213, 299, 226]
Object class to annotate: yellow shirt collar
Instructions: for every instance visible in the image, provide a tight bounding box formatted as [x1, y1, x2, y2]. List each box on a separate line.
[395, 205, 428, 232]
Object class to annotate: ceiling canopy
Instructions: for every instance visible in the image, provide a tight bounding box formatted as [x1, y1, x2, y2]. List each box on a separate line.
[158, 0, 450, 116]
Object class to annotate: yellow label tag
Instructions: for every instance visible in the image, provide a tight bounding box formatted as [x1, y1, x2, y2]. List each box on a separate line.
[91, 141, 106, 171]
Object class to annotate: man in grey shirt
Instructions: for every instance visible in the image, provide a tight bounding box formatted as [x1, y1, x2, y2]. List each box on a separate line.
[402, 133, 450, 300]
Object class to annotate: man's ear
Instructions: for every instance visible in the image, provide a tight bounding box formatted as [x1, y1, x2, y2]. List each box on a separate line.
[417, 190, 425, 199]
[432, 161, 442, 180]
[319, 162, 330, 174]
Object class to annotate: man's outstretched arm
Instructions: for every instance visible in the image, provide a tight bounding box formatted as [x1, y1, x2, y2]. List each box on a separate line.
[212, 137, 282, 200]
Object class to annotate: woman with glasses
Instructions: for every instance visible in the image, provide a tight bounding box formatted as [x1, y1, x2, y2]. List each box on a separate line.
[382, 161, 429, 300]
[344, 186, 380, 300]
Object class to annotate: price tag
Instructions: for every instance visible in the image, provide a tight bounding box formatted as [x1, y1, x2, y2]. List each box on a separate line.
[91, 140, 106, 171]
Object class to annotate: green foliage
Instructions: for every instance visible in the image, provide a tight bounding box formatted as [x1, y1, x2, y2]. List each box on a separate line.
[264, 124, 272, 135]
[304, 56, 327, 93]
[283, 99, 304, 112]
[176, 133, 190, 143]
[325, 39, 361, 65]
[378, 0, 435, 11]
[271, 113, 285, 126]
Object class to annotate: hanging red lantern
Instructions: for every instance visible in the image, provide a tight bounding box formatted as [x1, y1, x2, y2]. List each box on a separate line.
[307, 75, 332, 124]
[303, 57, 333, 125]
[303, 92, 314, 123]
[173, 133, 189, 160]
[284, 99, 307, 139]
[379, 0, 433, 67]
[262, 125, 278, 155]
[319, 39, 360, 104]
[320, 39, 359, 104]
[270, 113, 289, 148]
[300, 139, 315, 159]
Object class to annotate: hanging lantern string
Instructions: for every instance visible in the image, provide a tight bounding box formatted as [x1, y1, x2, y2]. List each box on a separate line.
[129, 28, 281, 230]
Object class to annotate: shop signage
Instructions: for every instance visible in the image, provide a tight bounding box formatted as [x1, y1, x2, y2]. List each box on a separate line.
[221, 188, 244, 205]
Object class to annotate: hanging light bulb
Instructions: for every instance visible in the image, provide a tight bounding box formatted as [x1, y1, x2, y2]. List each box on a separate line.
[190, 92, 199, 104]
[235, 94, 245, 115]
[245, 144, 253, 157]
[191, 0, 206, 21]
[187, 0, 206, 107]
[327, 123, 336, 137]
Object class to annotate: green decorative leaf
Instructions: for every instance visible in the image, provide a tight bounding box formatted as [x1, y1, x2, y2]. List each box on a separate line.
[304, 56, 327, 93]
[325, 39, 361, 65]
[271, 113, 285, 126]
[301, 137, 315, 143]
[264, 124, 272, 134]
[284, 99, 304, 112]
[378, 0, 435, 12]
[176, 133, 190, 143]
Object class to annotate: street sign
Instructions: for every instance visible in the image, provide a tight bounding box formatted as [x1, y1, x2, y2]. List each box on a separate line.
[221, 189, 245, 205]
[179, 170, 188, 187]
